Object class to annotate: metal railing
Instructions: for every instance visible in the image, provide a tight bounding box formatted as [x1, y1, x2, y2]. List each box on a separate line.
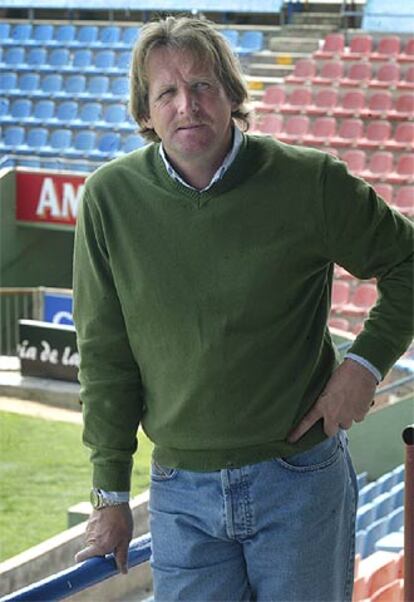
[0, 288, 43, 356]
[0, 534, 152, 602]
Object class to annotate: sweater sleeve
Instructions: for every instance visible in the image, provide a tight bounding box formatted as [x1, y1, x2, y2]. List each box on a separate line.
[321, 154, 414, 377]
[73, 187, 144, 491]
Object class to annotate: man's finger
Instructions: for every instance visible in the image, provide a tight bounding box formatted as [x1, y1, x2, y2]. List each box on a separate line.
[75, 544, 103, 564]
[114, 542, 129, 575]
[288, 405, 322, 443]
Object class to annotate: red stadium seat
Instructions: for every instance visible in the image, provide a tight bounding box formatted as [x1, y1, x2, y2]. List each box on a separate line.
[314, 33, 345, 60]
[357, 120, 392, 150]
[392, 186, 414, 216]
[343, 283, 378, 316]
[340, 62, 372, 88]
[369, 63, 401, 89]
[330, 118, 364, 148]
[361, 151, 394, 182]
[387, 93, 414, 120]
[302, 116, 336, 147]
[396, 65, 414, 90]
[254, 85, 285, 113]
[312, 60, 344, 86]
[367, 557, 398, 597]
[341, 34, 373, 61]
[370, 579, 403, 602]
[360, 91, 393, 119]
[334, 90, 366, 118]
[285, 58, 316, 85]
[328, 317, 350, 331]
[305, 88, 338, 116]
[256, 114, 283, 135]
[331, 280, 350, 310]
[341, 149, 366, 175]
[385, 122, 414, 152]
[370, 36, 401, 62]
[278, 115, 310, 144]
[386, 154, 414, 185]
[398, 38, 414, 63]
[374, 183, 393, 205]
[279, 87, 313, 114]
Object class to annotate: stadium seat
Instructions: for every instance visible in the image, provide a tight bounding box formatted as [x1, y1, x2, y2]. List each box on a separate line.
[357, 120, 391, 149]
[0, 97, 9, 119]
[0, 71, 17, 93]
[361, 151, 394, 182]
[254, 85, 285, 113]
[3, 46, 25, 68]
[392, 465, 404, 484]
[368, 556, 398, 597]
[94, 50, 116, 71]
[17, 72, 40, 95]
[374, 183, 393, 205]
[0, 125, 25, 151]
[398, 38, 414, 63]
[237, 31, 263, 54]
[387, 93, 414, 120]
[0, 23, 11, 44]
[72, 102, 102, 127]
[98, 103, 128, 129]
[314, 33, 345, 60]
[72, 49, 93, 70]
[334, 90, 365, 118]
[256, 114, 283, 135]
[360, 91, 393, 119]
[278, 115, 310, 144]
[341, 149, 366, 175]
[64, 129, 97, 159]
[83, 75, 110, 98]
[369, 63, 401, 88]
[21, 127, 49, 154]
[357, 472, 368, 490]
[340, 63, 372, 88]
[363, 517, 389, 557]
[50, 101, 78, 125]
[370, 36, 401, 61]
[370, 579, 403, 602]
[356, 503, 375, 531]
[330, 118, 364, 148]
[32, 24, 54, 45]
[331, 280, 350, 310]
[221, 29, 239, 50]
[42, 128, 73, 155]
[121, 26, 140, 47]
[28, 99, 55, 125]
[54, 24, 76, 45]
[302, 116, 336, 147]
[285, 59, 316, 84]
[392, 186, 414, 215]
[115, 51, 131, 71]
[61, 74, 87, 97]
[90, 132, 121, 160]
[279, 87, 312, 114]
[47, 48, 71, 70]
[1, 98, 32, 124]
[328, 317, 349, 331]
[397, 65, 414, 90]
[343, 283, 378, 316]
[9, 23, 32, 44]
[386, 507, 404, 533]
[341, 34, 373, 61]
[119, 133, 146, 154]
[305, 88, 338, 116]
[98, 25, 121, 47]
[75, 25, 98, 46]
[26, 47, 47, 68]
[373, 492, 395, 521]
[386, 154, 414, 185]
[312, 60, 344, 86]
[109, 76, 129, 99]
[385, 122, 414, 151]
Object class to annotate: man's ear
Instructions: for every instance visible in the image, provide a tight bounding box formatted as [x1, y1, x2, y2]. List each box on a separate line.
[142, 115, 153, 129]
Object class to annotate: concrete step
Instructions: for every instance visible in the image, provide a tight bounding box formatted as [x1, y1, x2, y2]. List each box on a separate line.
[247, 62, 293, 78]
[244, 74, 285, 96]
[281, 24, 337, 38]
[292, 12, 342, 26]
[268, 36, 320, 53]
[249, 50, 310, 65]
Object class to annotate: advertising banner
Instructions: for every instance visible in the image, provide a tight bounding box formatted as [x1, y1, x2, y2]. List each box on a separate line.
[43, 292, 74, 326]
[16, 171, 86, 229]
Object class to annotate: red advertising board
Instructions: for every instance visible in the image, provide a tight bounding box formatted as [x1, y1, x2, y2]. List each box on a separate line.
[16, 170, 86, 229]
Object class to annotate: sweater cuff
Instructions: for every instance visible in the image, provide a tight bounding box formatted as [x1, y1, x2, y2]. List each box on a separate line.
[92, 461, 133, 492]
[344, 353, 382, 383]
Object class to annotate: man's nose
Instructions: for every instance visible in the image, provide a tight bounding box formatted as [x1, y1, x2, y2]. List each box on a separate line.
[177, 88, 198, 114]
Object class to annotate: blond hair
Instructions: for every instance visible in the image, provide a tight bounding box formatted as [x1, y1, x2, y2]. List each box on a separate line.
[129, 16, 251, 142]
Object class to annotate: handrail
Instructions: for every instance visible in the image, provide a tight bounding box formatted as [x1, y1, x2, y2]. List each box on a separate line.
[403, 425, 413, 602]
[0, 534, 152, 602]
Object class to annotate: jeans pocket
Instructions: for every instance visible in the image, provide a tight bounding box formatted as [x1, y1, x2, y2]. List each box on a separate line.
[275, 434, 341, 473]
[151, 460, 178, 482]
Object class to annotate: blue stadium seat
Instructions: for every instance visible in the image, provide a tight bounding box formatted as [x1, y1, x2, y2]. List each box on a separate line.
[47, 48, 71, 70]
[357, 472, 368, 490]
[392, 464, 404, 484]
[356, 503, 375, 531]
[17, 72, 40, 96]
[237, 31, 264, 54]
[43, 128, 73, 155]
[362, 517, 388, 557]
[10, 23, 32, 44]
[373, 492, 394, 521]
[32, 24, 54, 45]
[84, 75, 110, 98]
[72, 102, 102, 127]
[51, 101, 78, 125]
[121, 26, 140, 47]
[375, 471, 395, 494]
[386, 506, 404, 533]
[109, 76, 129, 98]
[76, 26, 98, 46]
[97, 103, 128, 129]
[0, 98, 9, 119]
[0, 23, 11, 44]
[29, 100, 55, 125]
[26, 47, 47, 69]
[98, 26, 121, 46]
[55, 24, 76, 45]
[358, 482, 378, 506]
[0, 125, 25, 152]
[221, 29, 239, 50]
[0, 98, 32, 124]
[22, 127, 49, 154]
[62, 74, 87, 97]
[94, 50, 115, 71]
[119, 134, 146, 154]
[64, 129, 96, 158]
[3, 46, 26, 68]
[375, 531, 404, 554]
[90, 132, 121, 160]
[0, 72, 17, 93]
[72, 49, 93, 71]
[355, 530, 366, 556]
[38, 74, 63, 96]
[115, 51, 131, 72]
[390, 482, 404, 509]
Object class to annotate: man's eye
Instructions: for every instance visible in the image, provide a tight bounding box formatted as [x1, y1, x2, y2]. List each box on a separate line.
[159, 89, 174, 99]
[194, 82, 210, 91]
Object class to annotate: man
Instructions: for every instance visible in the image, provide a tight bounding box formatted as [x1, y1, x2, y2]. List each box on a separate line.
[73, 16, 413, 601]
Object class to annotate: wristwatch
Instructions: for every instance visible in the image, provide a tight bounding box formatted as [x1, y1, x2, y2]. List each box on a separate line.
[90, 488, 127, 510]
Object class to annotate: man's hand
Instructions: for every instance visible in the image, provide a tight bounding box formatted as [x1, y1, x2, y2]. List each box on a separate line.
[288, 359, 377, 443]
[75, 504, 133, 574]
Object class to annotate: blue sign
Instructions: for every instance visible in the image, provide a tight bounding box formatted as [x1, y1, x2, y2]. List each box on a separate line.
[43, 293, 74, 326]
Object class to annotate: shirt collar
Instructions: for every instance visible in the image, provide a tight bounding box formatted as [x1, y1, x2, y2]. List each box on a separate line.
[159, 126, 243, 192]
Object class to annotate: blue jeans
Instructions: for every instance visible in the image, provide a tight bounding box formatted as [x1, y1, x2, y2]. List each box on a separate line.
[149, 430, 358, 601]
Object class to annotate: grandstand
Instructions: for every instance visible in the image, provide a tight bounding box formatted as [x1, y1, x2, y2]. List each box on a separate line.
[0, 0, 413, 600]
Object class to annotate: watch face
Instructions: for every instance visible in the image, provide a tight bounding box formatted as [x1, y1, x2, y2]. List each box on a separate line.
[90, 488, 102, 509]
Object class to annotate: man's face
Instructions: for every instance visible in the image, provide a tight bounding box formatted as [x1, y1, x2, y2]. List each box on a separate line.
[144, 46, 236, 171]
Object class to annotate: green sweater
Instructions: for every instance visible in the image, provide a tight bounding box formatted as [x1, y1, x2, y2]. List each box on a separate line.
[73, 135, 413, 490]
